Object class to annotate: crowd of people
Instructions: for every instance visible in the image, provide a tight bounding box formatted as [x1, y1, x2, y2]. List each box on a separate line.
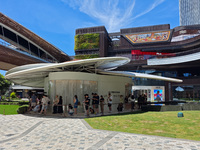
[28, 92, 148, 116]
[28, 94, 50, 115]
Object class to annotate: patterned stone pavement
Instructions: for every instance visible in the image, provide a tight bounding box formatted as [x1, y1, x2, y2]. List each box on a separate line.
[0, 114, 200, 150]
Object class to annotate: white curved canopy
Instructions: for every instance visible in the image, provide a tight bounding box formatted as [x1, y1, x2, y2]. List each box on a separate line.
[98, 70, 183, 83]
[5, 57, 182, 87]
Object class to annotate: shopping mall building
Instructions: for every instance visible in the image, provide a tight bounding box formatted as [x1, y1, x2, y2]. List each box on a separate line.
[75, 24, 200, 101]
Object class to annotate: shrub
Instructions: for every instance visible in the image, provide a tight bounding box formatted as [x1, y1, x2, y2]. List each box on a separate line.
[10, 92, 17, 99]
[17, 105, 29, 114]
[19, 101, 30, 106]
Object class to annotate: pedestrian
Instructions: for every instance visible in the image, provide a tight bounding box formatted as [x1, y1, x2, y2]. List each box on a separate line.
[28, 93, 37, 111]
[94, 93, 99, 115]
[57, 96, 63, 114]
[138, 95, 142, 109]
[68, 104, 74, 116]
[107, 92, 112, 113]
[124, 95, 128, 103]
[53, 95, 59, 114]
[91, 93, 95, 113]
[119, 95, 124, 104]
[100, 95, 105, 115]
[40, 95, 50, 115]
[84, 94, 90, 117]
[128, 94, 135, 110]
[73, 95, 78, 115]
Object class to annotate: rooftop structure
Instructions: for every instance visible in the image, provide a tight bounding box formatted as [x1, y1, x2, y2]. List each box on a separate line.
[0, 12, 71, 70]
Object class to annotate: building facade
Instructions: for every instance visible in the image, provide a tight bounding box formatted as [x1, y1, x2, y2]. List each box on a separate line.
[75, 24, 200, 101]
[179, 0, 200, 26]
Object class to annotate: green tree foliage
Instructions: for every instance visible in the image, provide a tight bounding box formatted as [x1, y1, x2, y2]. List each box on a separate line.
[0, 73, 11, 94]
[74, 33, 100, 50]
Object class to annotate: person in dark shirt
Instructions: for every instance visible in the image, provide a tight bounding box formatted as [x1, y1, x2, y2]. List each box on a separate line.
[94, 93, 99, 115]
[84, 94, 90, 117]
[57, 96, 63, 114]
[100, 95, 105, 115]
[117, 103, 123, 112]
[138, 95, 143, 109]
[91, 93, 95, 112]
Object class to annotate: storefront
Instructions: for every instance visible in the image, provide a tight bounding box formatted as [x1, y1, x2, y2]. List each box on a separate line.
[132, 86, 165, 102]
[12, 85, 44, 98]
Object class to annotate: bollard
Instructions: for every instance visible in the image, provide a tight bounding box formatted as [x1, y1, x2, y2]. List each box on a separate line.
[177, 112, 184, 117]
[3, 109, 5, 115]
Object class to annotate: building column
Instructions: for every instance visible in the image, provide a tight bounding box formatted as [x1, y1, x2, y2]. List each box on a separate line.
[165, 82, 172, 102]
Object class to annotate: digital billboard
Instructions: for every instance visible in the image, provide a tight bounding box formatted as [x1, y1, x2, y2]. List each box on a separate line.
[154, 89, 163, 102]
[125, 31, 171, 43]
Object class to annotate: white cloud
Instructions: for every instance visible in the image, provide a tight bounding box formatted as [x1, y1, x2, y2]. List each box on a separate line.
[62, 0, 165, 32]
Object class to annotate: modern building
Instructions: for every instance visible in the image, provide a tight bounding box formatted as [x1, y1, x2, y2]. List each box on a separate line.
[5, 57, 181, 113]
[75, 24, 200, 101]
[179, 0, 200, 26]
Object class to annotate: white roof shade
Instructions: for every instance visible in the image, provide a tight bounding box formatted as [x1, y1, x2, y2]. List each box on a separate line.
[5, 57, 182, 87]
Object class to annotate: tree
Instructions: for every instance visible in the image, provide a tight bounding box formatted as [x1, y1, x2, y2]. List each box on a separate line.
[0, 73, 11, 95]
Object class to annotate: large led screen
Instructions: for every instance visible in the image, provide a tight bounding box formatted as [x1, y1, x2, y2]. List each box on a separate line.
[125, 31, 170, 43]
[154, 89, 163, 101]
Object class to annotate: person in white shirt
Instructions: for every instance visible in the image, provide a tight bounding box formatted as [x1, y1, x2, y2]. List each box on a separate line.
[40, 95, 50, 115]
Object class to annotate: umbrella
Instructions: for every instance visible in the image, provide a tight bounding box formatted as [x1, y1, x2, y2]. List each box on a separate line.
[175, 86, 184, 92]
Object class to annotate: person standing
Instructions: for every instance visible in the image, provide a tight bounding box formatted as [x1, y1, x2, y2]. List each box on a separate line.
[119, 95, 124, 104]
[128, 94, 135, 110]
[94, 93, 99, 115]
[84, 94, 90, 117]
[73, 95, 78, 115]
[53, 95, 59, 114]
[138, 95, 142, 109]
[107, 93, 112, 113]
[100, 95, 105, 115]
[91, 93, 95, 113]
[57, 96, 63, 114]
[40, 95, 50, 115]
[29, 94, 37, 111]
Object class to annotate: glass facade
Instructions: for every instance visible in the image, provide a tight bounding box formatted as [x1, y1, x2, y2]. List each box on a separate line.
[173, 85, 200, 101]
[179, 0, 200, 26]
[49, 80, 98, 113]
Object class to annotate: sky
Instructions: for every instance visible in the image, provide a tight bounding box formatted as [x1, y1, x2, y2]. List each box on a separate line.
[0, 0, 180, 75]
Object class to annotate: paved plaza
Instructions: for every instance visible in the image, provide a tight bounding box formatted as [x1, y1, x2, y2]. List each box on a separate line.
[0, 114, 200, 150]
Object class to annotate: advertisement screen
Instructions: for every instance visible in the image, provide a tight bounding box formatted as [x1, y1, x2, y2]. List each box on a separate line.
[125, 31, 171, 43]
[154, 89, 163, 101]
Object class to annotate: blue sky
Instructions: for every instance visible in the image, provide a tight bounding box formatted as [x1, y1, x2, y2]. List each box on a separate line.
[0, 0, 179, 75]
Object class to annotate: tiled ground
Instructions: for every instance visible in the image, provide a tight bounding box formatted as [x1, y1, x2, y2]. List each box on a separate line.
[0, 114, 200, 150]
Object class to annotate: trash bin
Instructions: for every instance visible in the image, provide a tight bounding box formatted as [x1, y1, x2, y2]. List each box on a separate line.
[177, 112, 184, 117]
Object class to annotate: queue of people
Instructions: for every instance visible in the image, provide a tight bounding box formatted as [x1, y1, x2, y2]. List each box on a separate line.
[28, 92, 148, 116]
